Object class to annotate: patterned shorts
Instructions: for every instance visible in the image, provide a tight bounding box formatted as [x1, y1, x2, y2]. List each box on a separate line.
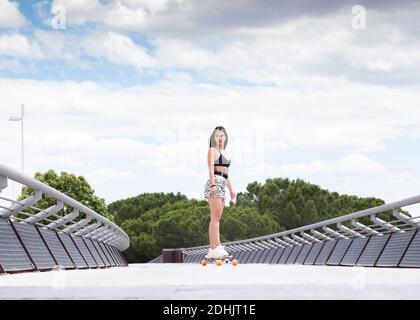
[204, 174, 227, 203]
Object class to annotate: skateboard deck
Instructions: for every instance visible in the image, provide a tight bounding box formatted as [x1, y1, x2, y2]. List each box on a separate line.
[201, 256, 238, 266]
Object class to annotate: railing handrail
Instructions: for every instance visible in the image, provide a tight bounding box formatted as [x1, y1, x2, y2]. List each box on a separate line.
[184, 193, 420, 250]
[0, 163, 129, 251]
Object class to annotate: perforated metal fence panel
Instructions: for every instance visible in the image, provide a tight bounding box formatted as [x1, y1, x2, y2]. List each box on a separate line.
[183, 253, 194, 263]
[190, 253, 199, 263]
[294, 244, 312, 264]
[356, 234, 390, 266]
[99, 242, 117, 266]
[398, 230, 420, 268]
[0, 218, 34, 272]
[250, 250, 265, 263]
[118, 250, 128, 266]
[13, 222, 56, 270]
[110, 246, 124, 266]
[247, 250, 258, 263]
[188, 254, 196, 263]
[304, 242, 324, 265]
[39, 229, 74, 269]
[237, 250, 249, 262]
[196, 252, 206, 263]
[233, 250, 243, 262]
[230, 248, 241, 260]
[57, 232, 88, 268]
[376, 230, 416, 267]
[278, 246, 293, 264]
[84, 238, 105, 267]
[264, 247, 279, 263]
[270, 247, 285, 264]
[286, 245, 302, 264]
[315, 240, 337, 265]
[104, 244, 120, 266]
[340, 237, 369, 266]
[242, 250, 255, 263]
[326, 238, 352, 265]
[190, 254, 199, 263]
[258, 249, 271, 263]
[71, 236, 97, 268]
[92, 239, 111, 267]
[112, 245, 125, 266]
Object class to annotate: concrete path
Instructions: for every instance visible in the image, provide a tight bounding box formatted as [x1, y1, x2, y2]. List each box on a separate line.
[0, 263, 419, 299]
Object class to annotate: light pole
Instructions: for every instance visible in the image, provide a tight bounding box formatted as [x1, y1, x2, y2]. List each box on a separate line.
[9, 104, 25, 173]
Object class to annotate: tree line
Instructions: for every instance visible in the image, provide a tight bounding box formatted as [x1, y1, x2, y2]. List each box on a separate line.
[109, 177, 396, 262]
[19, 171, 404, 263]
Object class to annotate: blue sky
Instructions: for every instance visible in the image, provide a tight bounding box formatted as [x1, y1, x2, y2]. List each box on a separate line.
[1, 0, 420, 214]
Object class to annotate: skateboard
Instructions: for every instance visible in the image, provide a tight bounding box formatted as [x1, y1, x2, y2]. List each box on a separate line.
[201, 255, 238, 266]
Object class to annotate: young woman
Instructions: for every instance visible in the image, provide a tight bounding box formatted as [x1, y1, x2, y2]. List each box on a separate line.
[204, 126, 236, 259]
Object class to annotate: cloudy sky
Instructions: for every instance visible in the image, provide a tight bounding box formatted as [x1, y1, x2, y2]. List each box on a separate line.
[0, 0, 420, 213]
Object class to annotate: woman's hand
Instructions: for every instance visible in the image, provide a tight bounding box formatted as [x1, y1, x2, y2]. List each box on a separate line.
[210, 185, 218, 195]
[229, 190, 237, 201]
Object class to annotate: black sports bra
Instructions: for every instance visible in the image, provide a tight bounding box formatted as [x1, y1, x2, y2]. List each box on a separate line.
[214, 149, 231, 167]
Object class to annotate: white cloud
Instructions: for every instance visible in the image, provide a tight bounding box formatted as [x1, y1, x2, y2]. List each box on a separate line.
[82, 31, 155, 69]
[365, 59, 394, 71]
[2, 2, 420, 204]
[0, 77, 419, 204]
[32, 29, 80, 61]
[0, 33, 45, 60]
[51, 0, 169, 30]
[90, 167, 137, 180]
[0, 0, 26, 28]
[250, 154, 420, 209]
[264, 139, 289, 152]
[26, 30, 154, 69]
[50, 0, 104, 25]
[0, 33, 30, 57]
[154, 38, 218, 68]
[2, 2, 420, 86]
[261, 153, 385, 178]
[101, 2, 148, 30]
[0, 57, 25, 72]
[336, 153, 386, 173]
[156, 164, 197, 177]
[121, 0, 170, 13]
[0, 76, 419, 154]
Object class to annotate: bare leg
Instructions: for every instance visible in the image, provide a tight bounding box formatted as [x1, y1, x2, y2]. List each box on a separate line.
[208, 197, 225, 249]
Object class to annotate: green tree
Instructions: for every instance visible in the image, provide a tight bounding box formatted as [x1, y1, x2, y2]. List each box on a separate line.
[220, 206, 280, 241]
[283, 201, 301, 229]
[109, 176, 411, 263]
[18, 170, 112, 222]
[109, 192, 187, 225]
[301, 199, 318, 225]
[293, 193, 306, 218]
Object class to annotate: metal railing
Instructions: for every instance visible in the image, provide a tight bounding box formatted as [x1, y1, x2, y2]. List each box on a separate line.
[183, 194, 420, 256]
[0, 163, 129, 251]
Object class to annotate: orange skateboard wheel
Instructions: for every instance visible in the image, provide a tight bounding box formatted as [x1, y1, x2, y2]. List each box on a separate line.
[215, 260, 222, 266]
[232, 260, 238, 266]
[201, 260, 207, 266]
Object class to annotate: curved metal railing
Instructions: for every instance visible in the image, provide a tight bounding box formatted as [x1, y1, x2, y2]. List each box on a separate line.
[0, 163, 129, 251]
[183, 194, 420, 256]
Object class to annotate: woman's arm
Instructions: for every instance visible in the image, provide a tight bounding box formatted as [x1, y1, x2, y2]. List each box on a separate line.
[207, 148, 216, 185]
[226, 177, 233, 191]
[226, 177, 236, 200]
